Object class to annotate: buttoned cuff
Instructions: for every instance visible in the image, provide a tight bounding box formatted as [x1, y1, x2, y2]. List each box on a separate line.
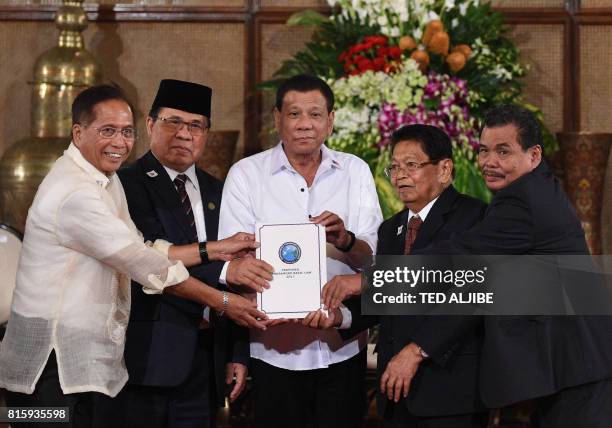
[338, 304, 352, 329]
[143, 261, 189, 294]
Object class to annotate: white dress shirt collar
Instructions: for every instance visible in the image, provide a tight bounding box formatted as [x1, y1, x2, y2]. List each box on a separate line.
[162, 163, 199, 190]
[270, 142, 343, 175]
[65, 142, 110, 188]
[408, 195, 440, 222]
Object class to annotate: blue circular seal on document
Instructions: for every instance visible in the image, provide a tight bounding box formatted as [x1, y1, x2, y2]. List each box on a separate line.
[279, 242, 301, 264]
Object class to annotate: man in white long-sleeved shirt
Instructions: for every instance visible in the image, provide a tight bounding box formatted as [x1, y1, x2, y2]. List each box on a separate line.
[0, 85, 265, 428]
[219, 74, 383, 428]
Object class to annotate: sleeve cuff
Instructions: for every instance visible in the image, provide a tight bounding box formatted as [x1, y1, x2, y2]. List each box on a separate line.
[143, 261, 189, 294]
[152, 239, 172, 257]
[218, 261, 230, 285]
[338, 304, 352, 329]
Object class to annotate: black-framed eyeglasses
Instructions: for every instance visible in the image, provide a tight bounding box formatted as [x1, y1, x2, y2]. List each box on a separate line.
[91, 126, 136, 141]
[384, 160, 439, 178]
[154, 116, 208, 136]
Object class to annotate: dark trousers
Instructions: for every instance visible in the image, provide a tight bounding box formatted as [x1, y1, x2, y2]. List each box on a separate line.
[534, 378, 612, 428]
[115, 330, 217, 428]
[382, 400, 488, 428]
[251, 349, 367, 428]
[5, 351, 117, 428]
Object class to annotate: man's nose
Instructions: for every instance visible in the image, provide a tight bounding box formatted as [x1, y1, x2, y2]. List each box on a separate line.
[296, 115, 313, 129]
[176, 124, 192, 139]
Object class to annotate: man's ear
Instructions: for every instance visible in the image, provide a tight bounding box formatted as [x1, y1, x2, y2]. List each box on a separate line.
[439, 158, 453, 185]
[327, 110, 335, 137]
[145, 116, 155, 137]
[531, 144, 542, 166]
[72, 124, 82, 148]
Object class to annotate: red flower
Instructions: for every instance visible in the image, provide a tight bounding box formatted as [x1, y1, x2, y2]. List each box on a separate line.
[357, 58, 374, 72]
[389, 46, 402, 59]
[364, 35, 388, 46]
[373, 57, 386, 71]
[377, 46, 389, 57]
[354, 43, 369, 53]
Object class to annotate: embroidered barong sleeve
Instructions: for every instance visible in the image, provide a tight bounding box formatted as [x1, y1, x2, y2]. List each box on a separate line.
[55, 186, 188, 293]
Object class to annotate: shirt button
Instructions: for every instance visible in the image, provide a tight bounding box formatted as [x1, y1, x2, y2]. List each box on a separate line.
[300, 188, 305, 192]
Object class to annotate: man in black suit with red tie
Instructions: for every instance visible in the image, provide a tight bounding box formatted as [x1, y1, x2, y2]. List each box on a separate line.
[399, 105, 612, 427]
[116, 80, 269, 428]
[312, 124, 489, 427]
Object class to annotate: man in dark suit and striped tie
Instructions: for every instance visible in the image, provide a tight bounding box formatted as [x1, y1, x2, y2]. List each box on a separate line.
[116, 79, 271, 428]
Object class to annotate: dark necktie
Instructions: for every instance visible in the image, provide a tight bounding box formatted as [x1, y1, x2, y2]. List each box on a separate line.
[173, 174, 198, 241]
[404, 215, 423, 255]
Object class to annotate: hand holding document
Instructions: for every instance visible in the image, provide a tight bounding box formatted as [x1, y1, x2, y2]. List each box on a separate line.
[256, 223, 327, 319]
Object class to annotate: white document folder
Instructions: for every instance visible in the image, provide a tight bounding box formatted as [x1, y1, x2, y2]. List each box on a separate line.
[256, 223, 327, 319]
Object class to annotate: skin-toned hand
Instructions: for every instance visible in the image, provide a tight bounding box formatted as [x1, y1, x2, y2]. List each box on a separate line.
[227, 257, 274, 293]
[310, 210, 351, 248]
[322, 273, 362, 310]
[224, 292, 269, 330]
[301, 308, 342, 329]
[207, 232, 259, 262]
[225, 362, 248, 403]
[380, 342, 424, 403]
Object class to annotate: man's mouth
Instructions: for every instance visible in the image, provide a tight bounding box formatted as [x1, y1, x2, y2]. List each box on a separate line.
[104, 151, 124, 159]
[483, 170, 505, 179]
[398, 184, 415, 189]
[171, 146, 192, 155]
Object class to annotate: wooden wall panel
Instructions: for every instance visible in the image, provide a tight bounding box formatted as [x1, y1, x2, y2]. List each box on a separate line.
[0, 22, 56, 158]
[581, 0, 612, 8]
[83, 22, 245, 158]
[259, 23, 314, 149]
[259, 0, 326, 8]
[0, 0, 247, 5]
[491, 0, 564, 7]
[580, 25, 612, 132]
[508, 24, 565, 133]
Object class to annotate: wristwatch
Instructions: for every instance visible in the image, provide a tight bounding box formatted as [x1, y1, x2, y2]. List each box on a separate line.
[336, 230, 356, 253]
[198, 241, 210, 264]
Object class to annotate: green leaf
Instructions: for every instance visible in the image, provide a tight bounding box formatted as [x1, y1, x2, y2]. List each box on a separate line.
[287, 10, 329, 27]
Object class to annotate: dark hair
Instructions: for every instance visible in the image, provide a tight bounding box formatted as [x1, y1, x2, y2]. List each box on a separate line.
[72, 84, 134, 125]
[390, 124, 453, 162]
[481, 104, 542, 150]
[275, 74, 334, 113]
[148, 105, 211, 129]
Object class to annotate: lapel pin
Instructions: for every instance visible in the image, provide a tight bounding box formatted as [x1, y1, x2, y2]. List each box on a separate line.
[207, 202, 216, 210]
[397, 225, 403, 235]
[146, 170, 158, 178]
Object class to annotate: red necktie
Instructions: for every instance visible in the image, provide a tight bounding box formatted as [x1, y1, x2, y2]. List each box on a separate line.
[404, 215, 423, 255]
[174, 174, 198, 241]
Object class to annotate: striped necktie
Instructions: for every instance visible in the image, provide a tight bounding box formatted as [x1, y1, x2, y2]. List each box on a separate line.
[173, 174, 198, 241]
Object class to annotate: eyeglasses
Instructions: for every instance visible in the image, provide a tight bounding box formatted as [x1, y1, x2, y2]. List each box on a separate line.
[384, 160, 439, 178]
[155, 116, 208, 136]
[91, 126, 136, 141]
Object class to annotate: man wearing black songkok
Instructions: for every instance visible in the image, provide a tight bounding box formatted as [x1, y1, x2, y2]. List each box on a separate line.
[116, 79, 269, 428]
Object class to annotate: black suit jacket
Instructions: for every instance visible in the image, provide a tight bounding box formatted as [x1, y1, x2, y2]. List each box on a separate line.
[117, 151, 248, 406]
[417, 161, 612, 407]
[347, 185, 487, 417]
